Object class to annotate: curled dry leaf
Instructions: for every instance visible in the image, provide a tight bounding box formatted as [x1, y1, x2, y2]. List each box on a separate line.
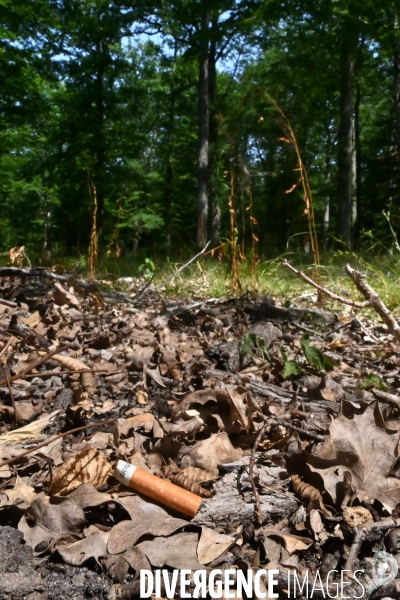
[58, 531, 110, 566]
[118, 413, 154, 438]
[53, 282, 80, 307]
[308, 402, 400, 512]
[18, 496, 86, 549]
[136, 532, 204, 569]
[67, 483, 113, 509]
[136, 390, 148, 404]
[343, 506, 373, 528]
[197, 526, 235, 564]
[291, 475, 331, 516]
[0, 410, 59, 446]
[163, 459, 216, 498]
[0, 475, 36, 509]
[107, 495, 187, 555]
[50, 448, 112, 495]
[180, 432, 243, 476]
[48, 354, 96, 396]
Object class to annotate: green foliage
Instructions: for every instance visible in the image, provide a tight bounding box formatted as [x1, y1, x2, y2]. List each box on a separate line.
[300, 334, 335, 372]
[138, 257, 156, 280]
[0, 0, 399, 261]
[359, 374, 388, 391]
[241, 332, 270, 361]
[282, 359, 302, 379]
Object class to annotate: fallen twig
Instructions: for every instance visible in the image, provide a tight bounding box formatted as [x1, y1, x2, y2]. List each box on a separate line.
[0, 298, 17, 308]
[0, 418, 117, 468]
[282, 261, 369, 308]
[269, 418, 327, 442]
[372, 388, 400, 407]
[344, 527, 365, 573]
[3, 366, 17, 425]
[345, 264, 400, 344]
[249, 422, 269, 524]
[345, 516, 400, 575]
[153, 240, 211, 290]
[0, 344, 69, 387]
[0, 267, 97, 291]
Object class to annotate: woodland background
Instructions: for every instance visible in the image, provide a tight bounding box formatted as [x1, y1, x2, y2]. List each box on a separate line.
[2, 0, 400, 269]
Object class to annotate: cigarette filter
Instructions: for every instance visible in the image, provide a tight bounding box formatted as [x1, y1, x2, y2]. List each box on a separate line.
[114, 460, 202, 518]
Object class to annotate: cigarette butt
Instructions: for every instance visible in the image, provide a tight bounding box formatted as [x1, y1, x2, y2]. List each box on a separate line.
[114, 460, 202, 518]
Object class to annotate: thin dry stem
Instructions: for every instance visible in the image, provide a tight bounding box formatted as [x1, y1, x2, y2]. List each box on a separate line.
[283, 260, 369, 308]
[345, 264, 400, 343]
[0, 418, 117, 469]
[249, 422, 269, 524]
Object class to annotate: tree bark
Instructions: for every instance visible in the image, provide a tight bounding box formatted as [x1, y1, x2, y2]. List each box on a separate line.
[323, 126, 332, 251]
[389, 8, 400, 208]
[353, 82, 362, 244]
[209, 16, 220, 246]
[337, 34, 355, 248]
[394, 9, 400, 148]
[164, 41, 178, 253]
[94, 41, 105, 239]
[196, 6, 210, 247]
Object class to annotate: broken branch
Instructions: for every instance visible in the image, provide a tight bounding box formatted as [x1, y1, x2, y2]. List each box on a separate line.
[282, 260, 369, 308]
[344, 264, 400, 344]
[0, 418, 117, 468]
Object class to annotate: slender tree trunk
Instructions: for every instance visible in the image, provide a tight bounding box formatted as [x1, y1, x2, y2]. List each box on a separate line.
[337, 35, 355, 248]
[164, 42, 178, 253]
[209, 16, 221, 246]
[394, 9, 400, 148]
[390, 8, 400, 208]
[353, 82, 362, 243]
[323, 127, 332, 251]
[196, 7, 210, 247]
[94, 42, 105, 239]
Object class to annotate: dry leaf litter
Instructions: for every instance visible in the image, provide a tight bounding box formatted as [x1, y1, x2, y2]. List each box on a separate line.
[0, 273, 400, 598]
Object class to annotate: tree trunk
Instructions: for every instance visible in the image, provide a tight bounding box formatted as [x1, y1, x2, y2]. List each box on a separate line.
[389, 8, 400, 208]
[323, 127, 332, 251]
[337, 35, 355, 248]
[196, 7, 210, 247]
[164, 42, 178, 253]
[394, 9, 400, 148]
[209, 16, 220, 246]
[94, 43, 105, 239]
[353, 82, 362, 244]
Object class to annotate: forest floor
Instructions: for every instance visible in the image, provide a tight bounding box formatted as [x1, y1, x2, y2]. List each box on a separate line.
[0, 263, 400, 599]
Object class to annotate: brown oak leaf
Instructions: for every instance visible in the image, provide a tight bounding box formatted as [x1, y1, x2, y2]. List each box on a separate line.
[308, 402, 400, 512]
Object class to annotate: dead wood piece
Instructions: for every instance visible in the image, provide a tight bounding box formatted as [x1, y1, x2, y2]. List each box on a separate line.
[372, 388, 400, 407]
[0, 298, 17, 308]
[345, 517, 400, 576]
[193, 457, 297, 528]
[0, 267, 97, 291]
[283, 260, 369, 308]
[269, 418, 326, 442]
[3, 367, 17, 425]
[345, 264, 400, 344]
[249, 422, 269, 524]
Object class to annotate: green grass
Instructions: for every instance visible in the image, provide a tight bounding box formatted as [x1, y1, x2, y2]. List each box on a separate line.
[89, 250, 400, 320]
[5, 244, 400, 316]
